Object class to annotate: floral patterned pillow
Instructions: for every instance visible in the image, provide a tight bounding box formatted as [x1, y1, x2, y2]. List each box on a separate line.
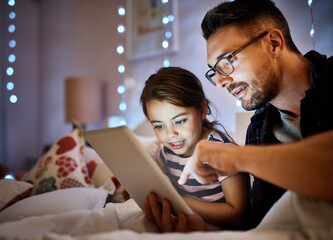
[24, 128, 94, 195]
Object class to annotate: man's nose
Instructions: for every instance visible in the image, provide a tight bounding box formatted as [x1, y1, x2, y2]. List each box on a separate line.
[215, 72, 233, 88]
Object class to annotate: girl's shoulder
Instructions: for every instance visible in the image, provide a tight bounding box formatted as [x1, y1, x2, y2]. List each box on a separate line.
[208, 130, 234, 143]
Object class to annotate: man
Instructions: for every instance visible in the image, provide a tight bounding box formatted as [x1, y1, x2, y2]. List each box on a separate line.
[144, 0, 333, 232]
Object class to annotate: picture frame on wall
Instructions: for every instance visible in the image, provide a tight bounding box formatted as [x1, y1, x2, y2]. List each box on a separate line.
[126, 0, 178, 61]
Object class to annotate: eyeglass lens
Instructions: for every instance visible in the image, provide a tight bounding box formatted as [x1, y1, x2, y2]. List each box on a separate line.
[207, 57, 234, 83]
[216, 58, 234, 76]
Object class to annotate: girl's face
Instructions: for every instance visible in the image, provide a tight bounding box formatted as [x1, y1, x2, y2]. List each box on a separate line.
[146, 100, 206, 157]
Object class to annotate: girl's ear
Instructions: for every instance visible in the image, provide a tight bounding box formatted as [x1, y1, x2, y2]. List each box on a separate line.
[200, 101, 208, 120]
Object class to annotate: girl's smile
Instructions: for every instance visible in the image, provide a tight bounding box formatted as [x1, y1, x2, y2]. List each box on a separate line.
[169, 140, 185, 150]
[146, 100, 207, 157]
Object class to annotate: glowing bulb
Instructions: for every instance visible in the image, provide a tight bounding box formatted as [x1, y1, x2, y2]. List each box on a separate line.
[8, 0, 15, 7]
[163, 59, 170, 67]
[8, 54, 16, 63]
[9, 11, 16, 19]
[5, 174, 15, 179]
[118, 7, 125, 16]
[117, 45, 124, 54]
[6, 67, 14, 76]
[10, 95, 17, 103]
[117, 85, 126, 94]
[118, 65, 125, 73]
[162, 40, 169, 49]
[117, 25, 125, 33]
[119, 102, 127, 111]
[162, 17, 169, 24]
[165, 31, 172, 38]
[8, 24, 15, 33]
[310, 27, 315, 37]
[9, 40, 16, 48]
[6, 82, 14, 90]
[168, 15, 174, 22]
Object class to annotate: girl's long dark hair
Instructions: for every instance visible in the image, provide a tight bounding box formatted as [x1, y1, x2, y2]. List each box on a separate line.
[140, 66, 227, 134]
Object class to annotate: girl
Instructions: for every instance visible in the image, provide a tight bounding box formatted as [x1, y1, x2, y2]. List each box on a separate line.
[140, 67, 250, 229]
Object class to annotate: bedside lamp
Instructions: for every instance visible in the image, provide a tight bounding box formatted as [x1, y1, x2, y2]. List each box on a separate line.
[65, 76, 102, 129]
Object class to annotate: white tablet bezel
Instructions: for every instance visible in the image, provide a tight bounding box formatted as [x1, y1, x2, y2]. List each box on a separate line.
[84, 126, 193, 215]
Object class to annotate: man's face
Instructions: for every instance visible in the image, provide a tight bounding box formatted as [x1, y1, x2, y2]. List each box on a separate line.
[206, 26, 281, 110]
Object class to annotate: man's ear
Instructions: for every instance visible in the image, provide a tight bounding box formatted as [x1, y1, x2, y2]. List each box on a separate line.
[200, 101, 208, 120]
[266, 28, 285, 57]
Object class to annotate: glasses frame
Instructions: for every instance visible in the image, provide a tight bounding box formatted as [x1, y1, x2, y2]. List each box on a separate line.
[205, 31, 268, 86]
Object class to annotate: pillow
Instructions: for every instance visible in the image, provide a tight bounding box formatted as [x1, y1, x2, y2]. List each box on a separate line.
[0, 180, 33, 211]
[24, 128, 94, 195]
[0, 187, 109, 223]
[84, 146, 116, 194]
[85, 146, 114, 187]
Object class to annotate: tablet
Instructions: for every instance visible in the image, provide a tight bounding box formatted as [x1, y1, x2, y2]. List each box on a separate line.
[83, 126, 194, 215]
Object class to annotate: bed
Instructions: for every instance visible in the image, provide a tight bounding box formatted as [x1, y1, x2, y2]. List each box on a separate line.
[0, 127, 332, 240]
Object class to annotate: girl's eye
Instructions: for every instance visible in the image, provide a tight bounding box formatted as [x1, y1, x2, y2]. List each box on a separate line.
[154, 125, 164, 130]
[175, 119, 186, 125]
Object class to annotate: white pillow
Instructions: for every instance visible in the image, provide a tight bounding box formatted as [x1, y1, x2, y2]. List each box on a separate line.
[0, 187, 109, 223]
[0, 179, 33, 211]
[84, 146, 116, 190]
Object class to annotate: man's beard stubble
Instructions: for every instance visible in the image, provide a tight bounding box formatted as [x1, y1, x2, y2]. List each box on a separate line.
[240, 68, 281, 111]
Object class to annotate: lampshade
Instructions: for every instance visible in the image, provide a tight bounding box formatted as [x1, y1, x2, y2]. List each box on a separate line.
[65, 76, 102, 124]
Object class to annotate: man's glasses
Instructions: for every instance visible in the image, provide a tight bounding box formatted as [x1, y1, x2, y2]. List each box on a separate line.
[205, 31, 268, 86]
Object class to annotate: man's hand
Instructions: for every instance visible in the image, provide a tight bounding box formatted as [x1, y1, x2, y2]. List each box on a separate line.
[144, 192, 208, 232]
[178, 140, 240, 185]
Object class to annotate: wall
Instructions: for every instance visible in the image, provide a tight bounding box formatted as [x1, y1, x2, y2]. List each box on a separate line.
[1, 0, 332, 172]
[1, 0, 40, 170]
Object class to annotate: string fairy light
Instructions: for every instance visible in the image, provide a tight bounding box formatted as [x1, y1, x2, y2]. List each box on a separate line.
[308, 0, 315, 50]
[107, 5, 128, 127]
[6, 0, 17, 104]
[116, 4, 127, 126]
[161, 0, 174, 67]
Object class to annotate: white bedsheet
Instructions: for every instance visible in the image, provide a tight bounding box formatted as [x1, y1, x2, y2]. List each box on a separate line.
[0, 190, 332, 240]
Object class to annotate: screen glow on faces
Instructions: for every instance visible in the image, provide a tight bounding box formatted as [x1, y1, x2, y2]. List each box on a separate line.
[146, 100, 204, 157]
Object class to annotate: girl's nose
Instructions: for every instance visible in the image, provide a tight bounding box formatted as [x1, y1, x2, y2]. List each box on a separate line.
[167, 128, 179, 138]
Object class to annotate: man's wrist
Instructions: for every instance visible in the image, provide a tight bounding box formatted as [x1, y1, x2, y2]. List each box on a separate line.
[235, 145, 250, 173]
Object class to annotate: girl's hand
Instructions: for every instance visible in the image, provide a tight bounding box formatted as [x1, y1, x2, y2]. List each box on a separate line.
[144, 192, 208, 232]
